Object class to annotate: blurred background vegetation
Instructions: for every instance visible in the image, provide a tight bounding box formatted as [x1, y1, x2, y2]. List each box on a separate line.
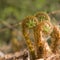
[0, 0, 60, 52]
[0, 0, 60, 20]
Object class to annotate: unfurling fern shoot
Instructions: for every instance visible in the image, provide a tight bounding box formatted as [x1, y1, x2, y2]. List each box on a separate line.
[22, 16, 38, 60]
[50, 26, 60, 54]
[33, 21, 52, 59]
[34, 12, 53, 58]
[35, 12, 50, 22]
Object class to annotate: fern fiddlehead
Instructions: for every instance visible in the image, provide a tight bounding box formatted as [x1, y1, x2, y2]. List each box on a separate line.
[50, 26, 60, 54]
[33, 12, 52, 59]
[35, 12, 50, 22]
[33, 21, 52, 59]
[22, 16, 38, 60]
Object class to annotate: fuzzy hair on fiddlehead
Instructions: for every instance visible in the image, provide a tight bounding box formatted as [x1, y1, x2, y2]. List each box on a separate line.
[35, 12, 50, 22]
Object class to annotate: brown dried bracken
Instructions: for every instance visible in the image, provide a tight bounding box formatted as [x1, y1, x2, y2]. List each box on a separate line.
[0, 50, 28, 60]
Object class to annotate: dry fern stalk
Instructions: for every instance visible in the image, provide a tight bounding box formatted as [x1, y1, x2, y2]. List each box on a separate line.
[22, 16, 38, 60]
